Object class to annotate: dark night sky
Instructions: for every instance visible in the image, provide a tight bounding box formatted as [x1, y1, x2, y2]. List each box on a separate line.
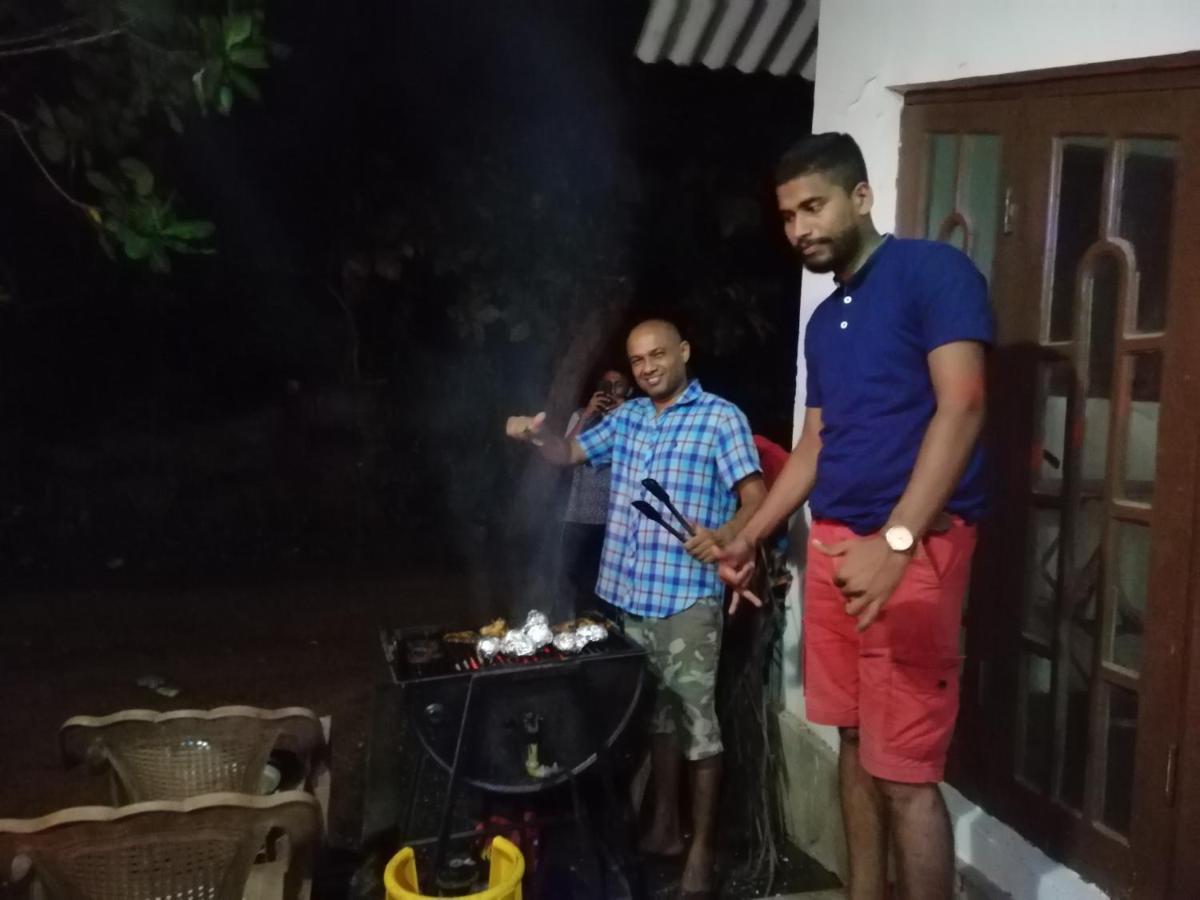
[0, 0, 813, 577]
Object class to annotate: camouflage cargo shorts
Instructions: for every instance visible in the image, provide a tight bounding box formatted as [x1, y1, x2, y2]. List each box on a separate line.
[623, 595, 723, 761]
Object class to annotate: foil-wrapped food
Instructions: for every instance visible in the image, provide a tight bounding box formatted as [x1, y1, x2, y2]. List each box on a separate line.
[548, 617, 609, 655]
[524, 618, 553, 649]
[552, 630, 584, 653]
[500, 628, 536, 657]
[576, 622, 608, 645]
[476, 636, 501, 661]
[474, 610, 611, 660]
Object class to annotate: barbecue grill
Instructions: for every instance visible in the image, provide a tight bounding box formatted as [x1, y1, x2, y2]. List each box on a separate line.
[382, 621, 646, 793]
[378, 617, 648, 897]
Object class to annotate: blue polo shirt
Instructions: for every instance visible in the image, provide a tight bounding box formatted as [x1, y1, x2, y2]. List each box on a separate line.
[805, 237, 993, 534]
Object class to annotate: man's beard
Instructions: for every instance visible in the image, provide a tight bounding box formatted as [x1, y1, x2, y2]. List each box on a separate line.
[797, 227, 862, 275]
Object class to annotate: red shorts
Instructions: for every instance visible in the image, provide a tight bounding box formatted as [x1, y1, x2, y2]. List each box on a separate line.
[802, 518, 976, 784]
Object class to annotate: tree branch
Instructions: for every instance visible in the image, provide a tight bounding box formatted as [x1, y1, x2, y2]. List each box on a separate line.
[123, 27, 189, 59]
[0, 18, 87, 49]
[0, 28, 125, 59]
[0, 108, 93, 215]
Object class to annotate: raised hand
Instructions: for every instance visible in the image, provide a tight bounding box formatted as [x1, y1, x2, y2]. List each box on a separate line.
[505, 411, 547, 445]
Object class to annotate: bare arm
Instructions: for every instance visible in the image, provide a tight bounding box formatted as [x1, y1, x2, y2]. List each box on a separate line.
[505, 413, 588, 466]
[824, 340, 988, 631]
[684, 472, 767, 564]
[738, 406, 823, 545]
[887, 340, 987, 537]
[717, 474, 767, 544]
[717, 408, 821, 610]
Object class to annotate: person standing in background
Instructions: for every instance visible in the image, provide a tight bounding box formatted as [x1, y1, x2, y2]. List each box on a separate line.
[557, 368, 633, 621]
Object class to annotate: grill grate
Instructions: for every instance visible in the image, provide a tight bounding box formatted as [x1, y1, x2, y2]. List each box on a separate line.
[383, 624, 627, 683]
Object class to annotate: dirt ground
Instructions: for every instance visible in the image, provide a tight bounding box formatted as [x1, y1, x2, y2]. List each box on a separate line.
[0, 567, 484, 836]
[0, 568, 840, 898]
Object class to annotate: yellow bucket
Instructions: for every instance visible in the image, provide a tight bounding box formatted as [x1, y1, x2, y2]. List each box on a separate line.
[384, 836, 525, 900]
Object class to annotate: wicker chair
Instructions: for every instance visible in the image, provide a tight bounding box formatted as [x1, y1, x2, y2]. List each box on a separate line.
[59, 707, 326, 805]
[0, 791, 320, 900]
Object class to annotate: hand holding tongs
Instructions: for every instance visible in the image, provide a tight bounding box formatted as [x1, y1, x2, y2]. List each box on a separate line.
[631, 477, 696, 543]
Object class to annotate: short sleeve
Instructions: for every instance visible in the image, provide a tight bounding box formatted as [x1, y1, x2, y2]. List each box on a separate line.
[715, 406, 761, 491]
[804, 319, 824, 408]
[576, 408, 617, 467]
[564, 409, 583, 437]
[918, 244, 994, 352]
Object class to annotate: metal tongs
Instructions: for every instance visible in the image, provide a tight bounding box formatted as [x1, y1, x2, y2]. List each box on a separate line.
[631, 477, 696, 543]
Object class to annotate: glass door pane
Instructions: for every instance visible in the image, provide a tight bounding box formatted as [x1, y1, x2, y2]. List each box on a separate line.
[922, 130, 1003, 281]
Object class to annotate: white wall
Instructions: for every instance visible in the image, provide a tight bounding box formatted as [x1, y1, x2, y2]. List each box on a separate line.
[796, 0, 1200, 432]
[783, 2, 1200, 897]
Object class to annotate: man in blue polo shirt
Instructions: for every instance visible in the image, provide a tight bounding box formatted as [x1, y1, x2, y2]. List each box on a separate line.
[506, 319, 765, 898]
[719, 133, 992, 900]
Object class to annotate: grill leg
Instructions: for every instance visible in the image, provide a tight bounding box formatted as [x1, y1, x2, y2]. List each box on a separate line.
[398, 744, 426, 846]
[569, 770, 605, 899]
[433, 675, 476, 879]
[571, 667, 646, 900]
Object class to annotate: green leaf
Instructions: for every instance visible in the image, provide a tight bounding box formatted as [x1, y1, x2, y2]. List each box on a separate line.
[121, 232, 152, 260]
[218, 84, 234, 115]
[86, 170, 120, 195]
[165, 106, 184, 134]
[206, 59, 226, 99]
[229, 70, 262, 101]
[229, 46, 269, 69]
[37, 128, 67, 164]
[192, 69, 207, 112]
[162, 219, 215, 240]
[118, 157, 154, 197]
[508, 321, 532, 343]
[224, 13, 253, 49]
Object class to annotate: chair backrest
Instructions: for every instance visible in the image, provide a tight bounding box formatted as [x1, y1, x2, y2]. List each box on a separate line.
[59, 707, 325, 803]
[0, 791, 320, 900]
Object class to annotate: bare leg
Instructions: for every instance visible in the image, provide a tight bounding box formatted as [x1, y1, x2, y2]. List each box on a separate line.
[839, 728, 889, 900]
[640, 733, 684, 856]
[680, 754, 721, 893]
[878, 780, 954, 900]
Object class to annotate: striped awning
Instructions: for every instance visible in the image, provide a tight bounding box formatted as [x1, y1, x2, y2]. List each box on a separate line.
[635, 0, 819, 80]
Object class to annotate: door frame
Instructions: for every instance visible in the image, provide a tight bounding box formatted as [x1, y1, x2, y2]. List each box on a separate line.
[897, 66, 1200, 899]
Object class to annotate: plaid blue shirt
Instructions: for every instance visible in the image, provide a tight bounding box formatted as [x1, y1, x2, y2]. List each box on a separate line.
[577, 380, 760, 618]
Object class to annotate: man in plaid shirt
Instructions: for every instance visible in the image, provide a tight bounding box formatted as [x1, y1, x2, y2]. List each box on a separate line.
[506, 319, 764, 898]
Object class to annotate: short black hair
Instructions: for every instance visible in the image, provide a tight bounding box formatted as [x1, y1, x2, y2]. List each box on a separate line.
[774, 132, 869, 193]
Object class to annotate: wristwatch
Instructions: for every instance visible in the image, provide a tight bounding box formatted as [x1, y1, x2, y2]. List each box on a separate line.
[884, 525, 915, 554]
